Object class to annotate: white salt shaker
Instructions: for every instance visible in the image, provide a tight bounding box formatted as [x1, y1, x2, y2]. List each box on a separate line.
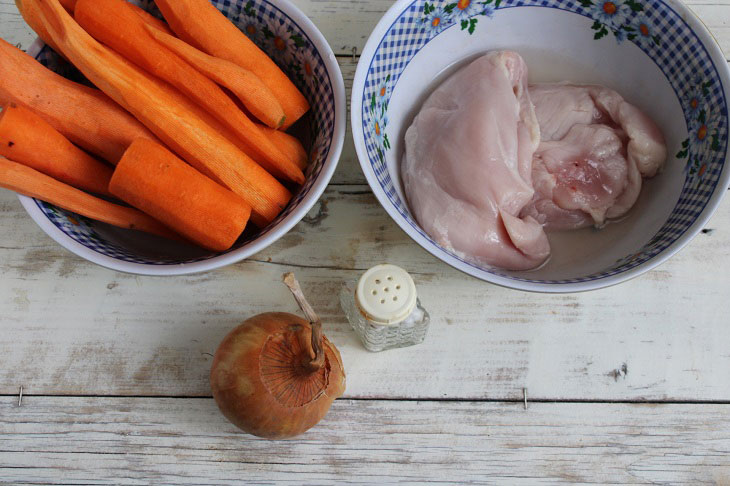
[340, 264, 430, 352]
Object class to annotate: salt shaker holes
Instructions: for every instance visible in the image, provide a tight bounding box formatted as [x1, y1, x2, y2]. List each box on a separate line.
[343, 263, 430, 352]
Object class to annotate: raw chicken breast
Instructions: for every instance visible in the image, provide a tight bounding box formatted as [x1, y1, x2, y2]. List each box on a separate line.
[402, 51, 549, 271]
[523, 84, 666, 229]
[589, 87, 668, 178]
[525, 124, 633, 228]
[401, 52, 667, 271]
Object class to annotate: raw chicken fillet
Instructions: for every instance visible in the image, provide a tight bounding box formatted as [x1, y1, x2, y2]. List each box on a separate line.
[523, 84, 667, 230]
[402, 51, 549, 271]
[402, 51, 667, 271]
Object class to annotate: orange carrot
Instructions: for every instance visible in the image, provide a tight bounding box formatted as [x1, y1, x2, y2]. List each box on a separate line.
[0, 156, 178, 239]
[74, 0, 304, 185]
[15, 0, 64, 54]
[0, 37, 158, 163]
[145, 25, 285, 129]
[256, 124, 308, 170]
[32, 0, 289, 226]
[110, 139, 251, 251]
[0, 104, 113, 196]
[154, 0, 309, 130]
[126, 2, 174, 36]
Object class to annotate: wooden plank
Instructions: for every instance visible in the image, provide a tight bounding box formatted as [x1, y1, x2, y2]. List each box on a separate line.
[1, 187, 729, 401]
[331, 60, 365, 185]
[0, 0, 729, 57]
[1, 397, 729, 484]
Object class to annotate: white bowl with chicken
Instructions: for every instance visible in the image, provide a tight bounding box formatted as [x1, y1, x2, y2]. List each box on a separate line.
[352, 0, 730, 292]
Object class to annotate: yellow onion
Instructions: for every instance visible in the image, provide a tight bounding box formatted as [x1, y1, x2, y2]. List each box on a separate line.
[210, 273, 346, 439]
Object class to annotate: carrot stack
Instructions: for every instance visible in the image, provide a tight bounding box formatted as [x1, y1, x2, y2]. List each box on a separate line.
[29, 0, 290, 226]
[3, 0, 316, 251]
[74, 0, 303, 185]
[0, 156, 177, 239]
[154, 0, 310, 129]
[145, 25, 286, 130]
[0, 37, 157, 163]
[0, 104, 113, 196]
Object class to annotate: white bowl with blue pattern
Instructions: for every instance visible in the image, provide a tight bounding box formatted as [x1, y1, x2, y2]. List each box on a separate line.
[352, 0, 730, 292]
[20, 0, 346, 275]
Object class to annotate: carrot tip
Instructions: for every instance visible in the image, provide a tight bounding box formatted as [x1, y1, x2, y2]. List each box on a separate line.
[277, 116, 286, 129]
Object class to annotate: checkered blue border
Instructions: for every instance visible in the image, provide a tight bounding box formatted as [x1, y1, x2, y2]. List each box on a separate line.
[361, 0, 729, 284]
[33, 0, 336, 265]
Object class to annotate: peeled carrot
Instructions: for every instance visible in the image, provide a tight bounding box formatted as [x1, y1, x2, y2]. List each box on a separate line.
[0, 37, 157, 163]
[145, 25, 285, 129]
[154, 0, 309, 130]
[0, 156, 178, 239]
[74, 0, 304, 185]
[0, 104, 113, 196]
[110, 139, 251, 252]
[54, 0, 171, 35]
[15, 0, 64, 54]
[256, 124, 308, 170]
[32, 0, 289, 226]
[126, 2, 174, 36]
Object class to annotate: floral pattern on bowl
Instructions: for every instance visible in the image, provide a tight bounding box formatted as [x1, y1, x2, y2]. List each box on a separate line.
[421, 0, 497, 36]
[580, 0, 661, 44]
[677, 76, 724, 183]
[368, 0, 720, 173]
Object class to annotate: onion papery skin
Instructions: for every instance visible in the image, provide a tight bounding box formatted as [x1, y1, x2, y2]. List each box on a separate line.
[211, 312, 346, 439]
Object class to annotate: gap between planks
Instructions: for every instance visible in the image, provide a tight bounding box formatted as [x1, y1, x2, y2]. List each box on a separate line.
[4, 393, 730, 405]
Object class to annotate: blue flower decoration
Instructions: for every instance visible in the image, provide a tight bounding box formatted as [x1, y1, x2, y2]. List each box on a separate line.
[265, 21, 297, 65]
[684, 86, 705, 117]
[451, 0, 485, 20]
[628, 14, 659, 47]
[592, 0, 629, 30]
[371, 108, 389, 147]
[689, 108, 720, 151]
[683, 75, 711, 118]
[423, 6, 450, 35]
[242, 20, 266, 46]
[376, 78, 392, 105]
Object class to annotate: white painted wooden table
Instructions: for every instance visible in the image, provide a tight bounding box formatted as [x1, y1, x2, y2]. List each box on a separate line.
[2, 1, 730, 484]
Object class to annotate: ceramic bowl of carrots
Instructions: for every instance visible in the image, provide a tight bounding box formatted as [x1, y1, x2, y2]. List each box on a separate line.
[0, 0, 345, 275]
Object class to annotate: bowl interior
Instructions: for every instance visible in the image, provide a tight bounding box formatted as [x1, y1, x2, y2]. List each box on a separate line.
[356, 0, 729, 286]
[27, 0, 338, 266]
